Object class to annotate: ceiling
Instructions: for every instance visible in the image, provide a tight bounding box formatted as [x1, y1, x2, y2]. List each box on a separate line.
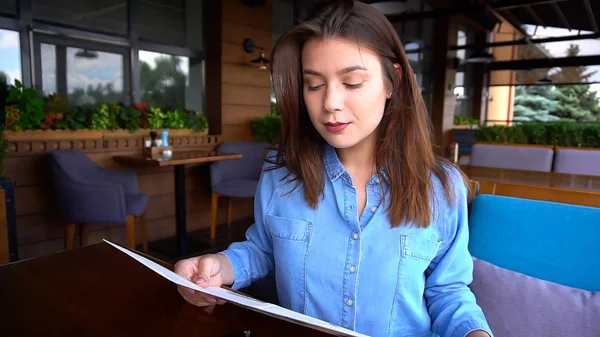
[367, 0, 599, 33]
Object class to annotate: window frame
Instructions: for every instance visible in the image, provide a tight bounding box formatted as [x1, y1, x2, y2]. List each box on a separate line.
[33, 32, 131, 104]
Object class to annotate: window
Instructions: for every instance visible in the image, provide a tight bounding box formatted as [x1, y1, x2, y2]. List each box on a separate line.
[0, 28, 21, 85]
[32, 0, 128, 35]
[139, 50, 204, 112]
[67, 47, 124, 106]
[35, 34, 129, 106]
[40, 43, 56, 94]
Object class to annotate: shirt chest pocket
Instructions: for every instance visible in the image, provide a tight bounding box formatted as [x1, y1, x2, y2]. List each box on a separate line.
[400, 234, 441, 264]
[266, 214, 312, 267]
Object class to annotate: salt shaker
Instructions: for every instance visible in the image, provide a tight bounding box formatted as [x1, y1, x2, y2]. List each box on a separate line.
[161, 129, 169, 147]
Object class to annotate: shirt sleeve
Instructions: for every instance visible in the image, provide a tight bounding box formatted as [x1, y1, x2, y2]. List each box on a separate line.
[219, 160, 278, 290]
[424, 167, 494, 337]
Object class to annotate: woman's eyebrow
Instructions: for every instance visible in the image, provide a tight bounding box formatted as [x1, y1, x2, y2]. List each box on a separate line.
[302, 65, 368, 76]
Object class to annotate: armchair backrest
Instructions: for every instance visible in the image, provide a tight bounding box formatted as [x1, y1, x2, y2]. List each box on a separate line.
[210, 141, 269, 187]
[49, 149, 100, 184]
[470, 144, 554, 172]
[553, 148, 600, 176]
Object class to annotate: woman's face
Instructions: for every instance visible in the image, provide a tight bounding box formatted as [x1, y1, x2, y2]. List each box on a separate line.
[301, 37, 391, 150]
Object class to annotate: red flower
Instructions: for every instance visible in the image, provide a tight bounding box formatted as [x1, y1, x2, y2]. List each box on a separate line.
[6, 117, 14, 126]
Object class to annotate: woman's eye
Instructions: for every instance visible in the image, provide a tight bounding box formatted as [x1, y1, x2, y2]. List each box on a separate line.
[345, 82, 364, 89]
[307, 84, 324, 91]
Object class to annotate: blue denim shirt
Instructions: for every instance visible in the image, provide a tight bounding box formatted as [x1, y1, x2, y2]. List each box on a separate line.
[221, 146, 492, 337]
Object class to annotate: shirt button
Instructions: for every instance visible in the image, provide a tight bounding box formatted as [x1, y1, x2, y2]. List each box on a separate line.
[349, 265, 356, 273]
[346, 298, 353, 306]
[349, 205, 354, 210]
[371, 206, 377, 213]
[353, 232, 359, 240]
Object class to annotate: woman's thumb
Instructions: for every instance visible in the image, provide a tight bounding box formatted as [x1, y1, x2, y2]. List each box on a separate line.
[194, 256, 215, 287]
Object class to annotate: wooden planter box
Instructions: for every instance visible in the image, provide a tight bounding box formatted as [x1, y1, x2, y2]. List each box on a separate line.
[3, 129, 103, 141]
[4, 128, 209, 141]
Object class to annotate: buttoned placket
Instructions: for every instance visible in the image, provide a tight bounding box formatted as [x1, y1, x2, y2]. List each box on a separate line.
[340, 173, 360, 329]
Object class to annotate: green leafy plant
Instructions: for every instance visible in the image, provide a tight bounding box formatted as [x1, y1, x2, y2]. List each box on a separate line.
[41, 94, 69, 130]
[148, 106, 166, 129]
[164, 110, 186, 129]
[180, 111, 208, 132]
[91, 103, 119, 130]
[454, 115, 479, 125]
[118, 105, 141, 132]
[5, 80, 45, 131]
[54, 107, 91, 131]
[476, 122, 600, 148]
[252, 114, 281, 144]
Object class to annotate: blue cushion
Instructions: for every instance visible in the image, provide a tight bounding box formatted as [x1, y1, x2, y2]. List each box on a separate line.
[468, 194, 600, 291]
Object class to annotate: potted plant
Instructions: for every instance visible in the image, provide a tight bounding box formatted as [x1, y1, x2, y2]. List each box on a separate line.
[251, 101, 281, 145]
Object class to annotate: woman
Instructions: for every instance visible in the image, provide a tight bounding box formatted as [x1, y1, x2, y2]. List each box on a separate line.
[175, 1, 492, 336]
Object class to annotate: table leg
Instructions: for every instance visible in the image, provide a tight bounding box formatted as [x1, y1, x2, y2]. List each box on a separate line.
[174, 165, 187, 256]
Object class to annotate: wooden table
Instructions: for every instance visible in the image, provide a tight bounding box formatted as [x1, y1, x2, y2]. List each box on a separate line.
[0, 243, 333, 337]
[114, 151, 243, 258]
[461, 165, 600, 193]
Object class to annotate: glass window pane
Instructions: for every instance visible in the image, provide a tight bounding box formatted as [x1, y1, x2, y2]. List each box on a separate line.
[0, 29, 21, 85]
[41, 43, 57, 95]
[139, 50, 194, 111]
[32, 0, 127, 35]
[490, 65, 600, 85]
[67, 47, 124, 106]
[0, 0, 17, 16]
[140, 0, 186, 46]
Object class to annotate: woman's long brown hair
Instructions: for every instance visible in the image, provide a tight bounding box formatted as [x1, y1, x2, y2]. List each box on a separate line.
[268, 0, 472, 228]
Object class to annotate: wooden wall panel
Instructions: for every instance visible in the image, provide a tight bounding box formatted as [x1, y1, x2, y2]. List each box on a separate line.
[222, 63, 271, 88]
[222, 84, 271, 106]
[222, 0, 271, 30]
[220, 0, 273, 146]
[222, 20, 272, 47]
[222, 105, 270, 125]
[222, 124, 255, 142]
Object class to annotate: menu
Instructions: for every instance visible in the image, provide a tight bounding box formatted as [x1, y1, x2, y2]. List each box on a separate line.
[104, 240, 369, 337]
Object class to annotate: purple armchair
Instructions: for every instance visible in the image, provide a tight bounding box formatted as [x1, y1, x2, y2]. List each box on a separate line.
[49, 149, 149, 252]
[209, 141, 269, 241]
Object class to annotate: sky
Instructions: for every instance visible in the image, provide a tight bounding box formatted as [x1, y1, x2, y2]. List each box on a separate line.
[0, 29, 21, 83]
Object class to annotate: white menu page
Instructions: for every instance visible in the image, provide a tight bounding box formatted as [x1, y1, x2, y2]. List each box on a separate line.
[104, 240, 369, 337]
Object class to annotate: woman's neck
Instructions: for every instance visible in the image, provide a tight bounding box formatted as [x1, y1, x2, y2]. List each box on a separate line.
[335, 134, 377, 176]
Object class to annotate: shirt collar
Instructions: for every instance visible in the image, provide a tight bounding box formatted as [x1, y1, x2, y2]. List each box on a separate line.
[322, 144, 390, 183]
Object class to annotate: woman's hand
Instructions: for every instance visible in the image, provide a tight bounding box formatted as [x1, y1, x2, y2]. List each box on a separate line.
[174, 254, 233, 307]
[466, 330, 491, 337]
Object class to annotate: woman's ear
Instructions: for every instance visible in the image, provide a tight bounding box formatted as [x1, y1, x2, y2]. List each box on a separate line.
[393, 63, 402, 78]
[386, 63, 402, 99]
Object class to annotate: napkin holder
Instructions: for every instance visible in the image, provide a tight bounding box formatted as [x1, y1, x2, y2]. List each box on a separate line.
[143, 146, 173, 159]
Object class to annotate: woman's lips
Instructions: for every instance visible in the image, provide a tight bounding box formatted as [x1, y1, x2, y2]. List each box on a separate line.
[324, 122, 350, 133]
